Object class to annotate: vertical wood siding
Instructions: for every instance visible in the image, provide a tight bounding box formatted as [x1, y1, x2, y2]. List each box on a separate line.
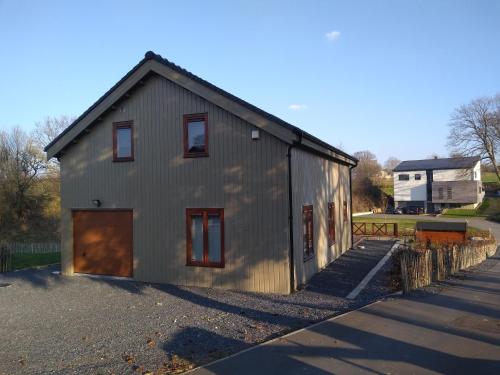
[291, 148, 352, 287]
[60, 74, 290, 293]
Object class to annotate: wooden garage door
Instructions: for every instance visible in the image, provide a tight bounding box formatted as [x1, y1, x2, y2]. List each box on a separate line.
[73, 210, 133, 277]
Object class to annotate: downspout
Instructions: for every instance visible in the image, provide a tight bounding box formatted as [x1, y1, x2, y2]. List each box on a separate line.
[287, 130, 303, 293]
[349, 165, 355, 249]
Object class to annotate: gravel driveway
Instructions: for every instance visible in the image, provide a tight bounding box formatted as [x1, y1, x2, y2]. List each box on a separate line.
[0, 240, 395, 375]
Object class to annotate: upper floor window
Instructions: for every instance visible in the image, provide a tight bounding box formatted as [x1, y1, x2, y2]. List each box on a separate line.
[184, 113, 208, 158]
[113, 121, 134, 162]
[328, 202, 336, 246]
[438, 187, 444, 200]
[186, 208, 224, 268]
[303, 205, 314, 260]
[415, 174, 421, 180]
[398, 174, 410, 181]
[447, 186, 452, 199]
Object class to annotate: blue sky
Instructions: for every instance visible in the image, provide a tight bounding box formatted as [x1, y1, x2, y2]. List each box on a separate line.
[1, 0, 499, 163]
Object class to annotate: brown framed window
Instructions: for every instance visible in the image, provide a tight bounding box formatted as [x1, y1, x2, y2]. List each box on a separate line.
[186, 208, 224, 268]
[113, 121, 134, 162]
[328, 202, 336, 246]
[184, 113, 208, 158]
[343, 201, 348, 222]
[303, 205, 314, 261]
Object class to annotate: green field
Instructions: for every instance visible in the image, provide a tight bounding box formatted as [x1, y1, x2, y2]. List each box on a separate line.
[11, 252, 60, 270]
[353, 216, 420, 231]
[482, 172, 499, 183]
[441, 209, 482, 217]
[441, 197, 500, 218]
[374, 177, 394, 197]
[353, 216, 482, 235]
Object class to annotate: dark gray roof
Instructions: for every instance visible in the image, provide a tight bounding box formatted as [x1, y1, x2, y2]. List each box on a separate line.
[45, 51, 357, 163]
[393, 156, 480, 172]
[416, 221, 467, 232]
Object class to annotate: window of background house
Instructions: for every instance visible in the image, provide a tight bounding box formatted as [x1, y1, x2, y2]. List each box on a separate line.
[438, 187, 444, 200]
[184, 113, 208, 157]
[113, 121, 134, 161]
[328, 202, 335, 246]
[303, 205, 314, 260]
[398, 174, 410, 181]
[415, 174, 421, 180]
[447, 187, 452, 200]
[343, 201, 348, 222]
[186, 208, 224, 267]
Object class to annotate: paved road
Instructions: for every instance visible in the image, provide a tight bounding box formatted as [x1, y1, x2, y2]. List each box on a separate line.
[190, 249, 500, 374]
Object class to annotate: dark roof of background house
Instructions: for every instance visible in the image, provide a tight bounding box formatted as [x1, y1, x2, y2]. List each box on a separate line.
[415, 221, 467, 232]
[45, 51, 357, 163]
[393, 156, 480, 172]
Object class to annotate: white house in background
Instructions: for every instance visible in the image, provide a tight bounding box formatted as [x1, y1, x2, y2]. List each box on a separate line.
[393, 156, 484, 213]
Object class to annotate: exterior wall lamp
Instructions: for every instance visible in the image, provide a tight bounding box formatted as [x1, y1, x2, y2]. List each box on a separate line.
[92, 199, 102, 207]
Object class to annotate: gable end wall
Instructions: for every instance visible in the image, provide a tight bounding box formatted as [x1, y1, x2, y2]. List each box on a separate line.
[59, 73, 291, 293]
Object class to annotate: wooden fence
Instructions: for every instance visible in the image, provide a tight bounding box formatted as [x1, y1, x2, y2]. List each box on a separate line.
[353, 222, 399, 237]
[397, 239, 497, 293]
[0, 242, 60, 273]
[4, 242, 60, 255]
[0, 244, 11, 273]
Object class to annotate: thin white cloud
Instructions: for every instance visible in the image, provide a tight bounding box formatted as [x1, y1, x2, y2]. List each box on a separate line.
[325, 30, 341, 42]
[288, 104, 308, 111]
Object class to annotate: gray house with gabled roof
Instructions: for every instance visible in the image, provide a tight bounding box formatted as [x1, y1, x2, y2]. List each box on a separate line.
[44, 51, 357, 294]
[393, 156, 484, 213]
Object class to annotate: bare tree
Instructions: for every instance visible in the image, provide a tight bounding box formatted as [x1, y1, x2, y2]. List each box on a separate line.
[0, 127, 47, 222]
[447, 95, 500, 181]
[32, 115, 73, 150]
[352, 150, 381, 180]
[351, 151, 385, 211]
[32, 115, 73, 173]
[383, 157, 401, 172]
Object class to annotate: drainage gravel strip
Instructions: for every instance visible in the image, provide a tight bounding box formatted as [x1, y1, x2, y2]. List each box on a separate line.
[0, 241, 396, 375]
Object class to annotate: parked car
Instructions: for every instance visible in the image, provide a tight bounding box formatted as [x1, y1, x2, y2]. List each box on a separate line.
[387, 206, 403, 214]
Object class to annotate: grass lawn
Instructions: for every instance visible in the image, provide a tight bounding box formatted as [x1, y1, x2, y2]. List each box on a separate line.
[441, 197, 500, 218]
[11, 252, 60, 270]
[380, 185, 394, 196]
[441, 208, 484, 217]
[353, 216, 420, 231]
[482, 172, 499, 183]
[353, 216, 483, 235]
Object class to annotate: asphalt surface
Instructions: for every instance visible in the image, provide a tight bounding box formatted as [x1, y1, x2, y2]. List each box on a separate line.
[0, 241, 394, 375]
[306, 240, 395, 300]
[190, 247, 500, 375]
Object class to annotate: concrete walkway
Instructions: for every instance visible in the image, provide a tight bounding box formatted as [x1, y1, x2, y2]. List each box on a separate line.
[190, 249, 500, 374]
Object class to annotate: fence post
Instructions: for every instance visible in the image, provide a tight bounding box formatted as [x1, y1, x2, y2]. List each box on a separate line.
[400, 251, 409, 293]
[0, 243, 11, 273]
